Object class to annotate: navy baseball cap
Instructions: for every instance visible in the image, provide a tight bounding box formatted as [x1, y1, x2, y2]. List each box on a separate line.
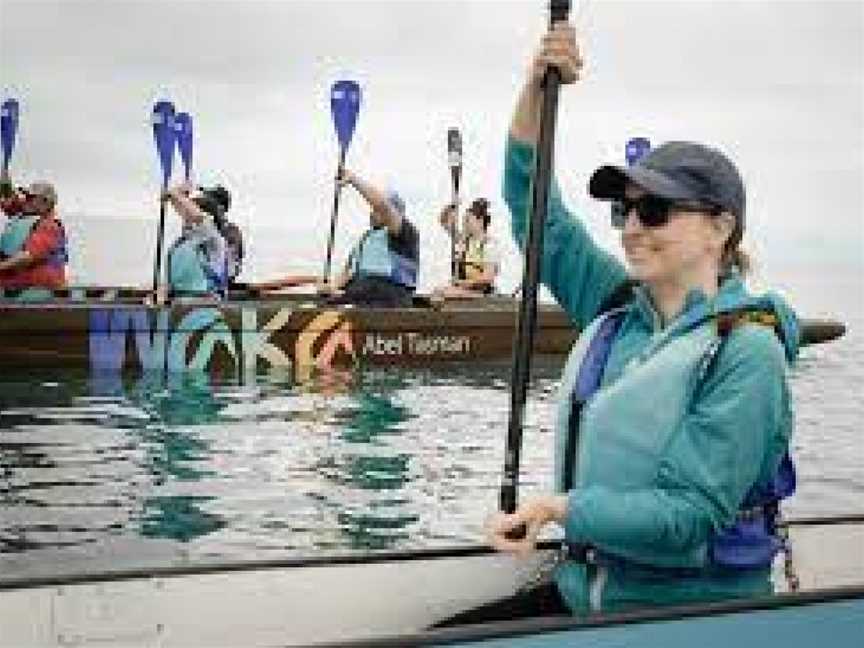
[589, 141, 746, 245]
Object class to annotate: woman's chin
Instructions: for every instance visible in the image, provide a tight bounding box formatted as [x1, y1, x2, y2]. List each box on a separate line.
[626, 258, 656, 282]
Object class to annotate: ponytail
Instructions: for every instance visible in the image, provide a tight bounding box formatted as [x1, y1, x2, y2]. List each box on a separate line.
[721, 244, 752, 278]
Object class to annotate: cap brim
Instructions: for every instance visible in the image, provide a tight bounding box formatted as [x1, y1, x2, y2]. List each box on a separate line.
[588, 165, 701, 202]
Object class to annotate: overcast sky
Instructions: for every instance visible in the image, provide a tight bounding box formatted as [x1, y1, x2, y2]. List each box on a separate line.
[1, 0, 862, 313]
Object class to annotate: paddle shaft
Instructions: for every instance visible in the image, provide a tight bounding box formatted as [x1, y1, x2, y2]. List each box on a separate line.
[450, 167, 460, 278]
[501, 0, 572, 515]
[152, 192, 168, 293]
[323, 148, 347, 281]
[447, 128, 463, 280]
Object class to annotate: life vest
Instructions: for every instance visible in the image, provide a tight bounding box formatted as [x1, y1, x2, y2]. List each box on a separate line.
[166, 235, 226, 297]
[564, 308, 795, 572]
[0, 215, 68, 268]
[47, 220, 69, 269]
[348, 227, 417, 290]
[456, 236, 491, 281]
[0, 215, 39, 258]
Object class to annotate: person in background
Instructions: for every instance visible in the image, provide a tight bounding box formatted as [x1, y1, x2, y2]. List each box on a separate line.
[162, 183, 227, 300]
[0, 169, 68, 298]
[434, 197, 500, 301]
[0, 168, 24, 215]
[476, 20, 799, 620]
[319, 168, 419, 308]
[201, 184, 245, 290]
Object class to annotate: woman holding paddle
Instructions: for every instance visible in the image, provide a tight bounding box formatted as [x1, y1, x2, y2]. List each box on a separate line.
[486, 20, 800, 617]
[0, 175, 68, 298]
[160, 183, 227, 300]
[433, 197, 501, 301]
[318, 168, 419, 308]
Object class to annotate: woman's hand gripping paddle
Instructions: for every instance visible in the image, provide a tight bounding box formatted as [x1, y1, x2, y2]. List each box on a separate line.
[447, 127, 462, 280]
[500, 0, 572, 540]
[322, 80, 361, 282]
[151, 100, 177, 295]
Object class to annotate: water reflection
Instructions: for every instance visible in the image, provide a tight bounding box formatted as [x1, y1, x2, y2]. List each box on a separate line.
[1, 350, 857, 581]
[314, 372, 418, 550]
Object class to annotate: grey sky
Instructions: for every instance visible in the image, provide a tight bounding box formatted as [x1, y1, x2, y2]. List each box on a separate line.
[1, 0, 862, 313]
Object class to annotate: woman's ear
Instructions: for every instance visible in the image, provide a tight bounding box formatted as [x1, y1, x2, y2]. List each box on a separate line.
[712, 211, 736, 248]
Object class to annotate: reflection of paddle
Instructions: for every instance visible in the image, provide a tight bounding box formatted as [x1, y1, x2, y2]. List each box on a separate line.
[1, 98, 19, 175]
[447, 127, 462, 280]
[323, 80, 361, 281]
[175, 112, 194, 183]
[500, 0, 572, 521]
[151, 100, 177, 294]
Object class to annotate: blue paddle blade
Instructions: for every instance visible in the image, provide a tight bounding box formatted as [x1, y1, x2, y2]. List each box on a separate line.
[1, 98, 20, 171]
[625, 137, 651, 167]
[330, 80, 361, 152]
[151, 101, 176, 187]
[174, 112, 193, 182]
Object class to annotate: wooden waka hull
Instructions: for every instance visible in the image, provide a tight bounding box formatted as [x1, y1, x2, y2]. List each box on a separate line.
[0, 520, 861, 647]
[0, 292, 847, 376]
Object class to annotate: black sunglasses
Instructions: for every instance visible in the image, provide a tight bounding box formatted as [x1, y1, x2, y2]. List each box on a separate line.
[610, 195, 719, 229]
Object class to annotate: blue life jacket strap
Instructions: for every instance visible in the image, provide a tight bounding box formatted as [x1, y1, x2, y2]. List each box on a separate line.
[563, 311, 625, 491]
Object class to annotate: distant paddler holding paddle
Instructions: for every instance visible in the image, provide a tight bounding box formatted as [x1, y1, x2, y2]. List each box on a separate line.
[149, 106, 227, 302]
[433, 197, 501, 302]
[432, 128, 500, 302]
[160, 183, 228, 301]
[0, 98, 69, 300]
[317, 168, 419, 307]
[477, 1, 803, 621]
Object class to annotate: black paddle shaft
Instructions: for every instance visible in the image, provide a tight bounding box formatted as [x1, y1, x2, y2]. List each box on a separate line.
[501, 0, 572, 516]
[152, 198, 167, 294]
[323, 148, 348, 281]
[448, 128, 462, 279]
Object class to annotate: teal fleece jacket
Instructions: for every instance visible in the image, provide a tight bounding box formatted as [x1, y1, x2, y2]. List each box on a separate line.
[503, 137, 799, 613]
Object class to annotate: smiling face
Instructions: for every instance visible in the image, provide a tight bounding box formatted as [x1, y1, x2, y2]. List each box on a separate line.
[620, 183, 733, 287]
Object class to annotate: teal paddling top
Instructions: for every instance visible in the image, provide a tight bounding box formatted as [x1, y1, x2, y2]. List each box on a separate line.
[0, 215, 38, 258]
[503, 136, 799, 614]
[166, 221, 227, 297]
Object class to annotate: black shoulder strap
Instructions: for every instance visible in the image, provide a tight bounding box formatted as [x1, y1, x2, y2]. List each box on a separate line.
[597, 279, 638, 316]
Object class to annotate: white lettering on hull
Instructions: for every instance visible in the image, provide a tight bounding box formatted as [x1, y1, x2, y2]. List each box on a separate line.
[361, 332, 470, 357]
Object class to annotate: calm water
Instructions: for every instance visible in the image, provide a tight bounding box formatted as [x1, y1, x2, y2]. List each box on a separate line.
[1, 317, 862, 582]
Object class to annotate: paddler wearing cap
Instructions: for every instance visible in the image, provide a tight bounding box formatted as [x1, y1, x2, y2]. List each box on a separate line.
[0, 169, 68, 297]
[318, 168, 419, 307]
[479, 22, 801, 619]
[161, 183, 227, 300]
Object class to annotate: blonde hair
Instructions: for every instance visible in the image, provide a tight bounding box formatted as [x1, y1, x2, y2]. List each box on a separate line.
[723, 246, 751, 276]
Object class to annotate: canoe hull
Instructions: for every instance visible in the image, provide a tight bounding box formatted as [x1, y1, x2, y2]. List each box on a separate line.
[0, 300, 574, 376]
[1, 522, 861, 647]
[0, 549, 553, 647]
[0, 298, 845, 376]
